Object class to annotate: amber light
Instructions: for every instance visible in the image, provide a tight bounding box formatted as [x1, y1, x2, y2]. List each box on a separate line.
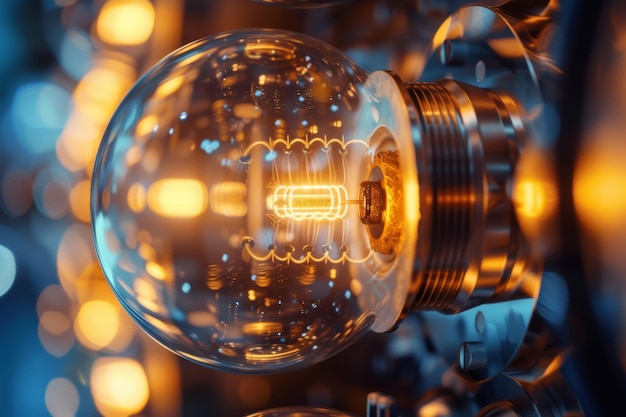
[146, 178, 208, 218]
[90, 357, 150, 417]
[96, 0, 156, 46]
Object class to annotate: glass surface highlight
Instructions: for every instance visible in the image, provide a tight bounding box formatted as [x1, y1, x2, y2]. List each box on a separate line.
[91, 29, 416, 373]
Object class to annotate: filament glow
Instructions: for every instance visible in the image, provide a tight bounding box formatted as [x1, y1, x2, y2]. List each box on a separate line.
[267, 185, 349, 221]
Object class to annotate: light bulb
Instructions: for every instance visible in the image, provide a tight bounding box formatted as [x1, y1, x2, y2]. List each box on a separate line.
[92, 27, 538, 373]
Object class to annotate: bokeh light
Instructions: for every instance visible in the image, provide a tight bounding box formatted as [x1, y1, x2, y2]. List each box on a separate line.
[9, 80, 72, 155]
[75, 299, 121, 351]
[45, 378, 80, 417]
[91, 357, 150, 417]
[96, 0, 156, 46]
[0, 244, 17, 297]
[1, 169, 33, 217]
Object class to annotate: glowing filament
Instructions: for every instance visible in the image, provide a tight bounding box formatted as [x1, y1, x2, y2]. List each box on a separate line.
[267, 185, 348, 221]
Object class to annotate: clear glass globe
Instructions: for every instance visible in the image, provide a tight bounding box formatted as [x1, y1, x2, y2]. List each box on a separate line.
[91, 28, 418, 373]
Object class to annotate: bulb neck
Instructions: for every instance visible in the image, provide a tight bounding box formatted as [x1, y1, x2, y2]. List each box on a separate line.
[402, 78, 538, 313]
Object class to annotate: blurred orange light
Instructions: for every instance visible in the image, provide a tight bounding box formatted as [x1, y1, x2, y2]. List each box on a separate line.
[70, 180, 92, 223]
[145, 261, 167, 280]
[57, 224, 96, 300]
[127, 182, 147, 213]
[96, 0, 156, 46]
[147, 178, 208, 218]
[75, 299, 120, 350]
[209, 181, 247, 217]
[91, 357, 150, 417]
[514, 180, 557, 219]
[58, 58, 135, 173]
[154, 75, 184, 99]
[74, 66, 132, 124]
[574, 142, 626, 232]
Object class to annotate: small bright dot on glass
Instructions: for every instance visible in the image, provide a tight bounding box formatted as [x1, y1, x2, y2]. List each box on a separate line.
[222, 253, 229, 262]
[251, 274, 257, 282]
[328, 281, 334, 288]
[0, 245, 17, 298]
[181, 282, 191, 294]
[330, 104, 339, 112]
[298, 96, 305, 102]
[254, 89, 262, 97]
[264, 151, 277, 162]
[274, 119, 282, 126]
[180, 112, 188, 120]
[344, 290, 351, 299]
[301, 120, 308, 126]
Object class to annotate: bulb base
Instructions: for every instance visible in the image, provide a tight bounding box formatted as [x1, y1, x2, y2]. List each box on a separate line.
[402, 79, 538, 313]
[360, 150, 403, 255]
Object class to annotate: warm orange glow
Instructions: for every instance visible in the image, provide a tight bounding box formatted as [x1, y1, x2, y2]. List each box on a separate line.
[58, 58, 135, 172]
[127, 183, 147, 213]
[74, 63, 135, 123]
[154, 75, 184, 98]
[56, 115, 102, 172]
[133, 278, 164, 314]
[75, 300, 120, 350]
[69, 180, 92, 223]
[187, 311, 218, 327]
[57, 224, 96, 299]
[147, 178, 208, 218]
[237, 376, 271, 410]
[574, 145, 626, 232]
[96, 0, 155, 46]
[145, 261, 167, 280]
[90, 357, 150, 417]
[432, 17, 452, 50]
[141, 330, 182, 417]
[514, 180, 557, 219]
[267, 185, 348, 220]
[135, 114, 159, 137]
[209, 181, 247, 217]
[243, 322, 283, 336]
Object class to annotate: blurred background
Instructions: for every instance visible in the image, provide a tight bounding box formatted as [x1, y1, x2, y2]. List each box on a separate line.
[1, 0, 625, 416]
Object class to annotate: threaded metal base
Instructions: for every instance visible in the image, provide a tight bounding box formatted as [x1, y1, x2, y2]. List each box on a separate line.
[403, 80, 532, 313]
[406, 82, 474, 310]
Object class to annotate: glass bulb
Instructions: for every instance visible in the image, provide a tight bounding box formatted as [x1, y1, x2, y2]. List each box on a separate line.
[91, 28, 419, 373]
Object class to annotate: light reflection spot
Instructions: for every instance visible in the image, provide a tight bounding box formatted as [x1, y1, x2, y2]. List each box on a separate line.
[0, 245, 17, 297]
